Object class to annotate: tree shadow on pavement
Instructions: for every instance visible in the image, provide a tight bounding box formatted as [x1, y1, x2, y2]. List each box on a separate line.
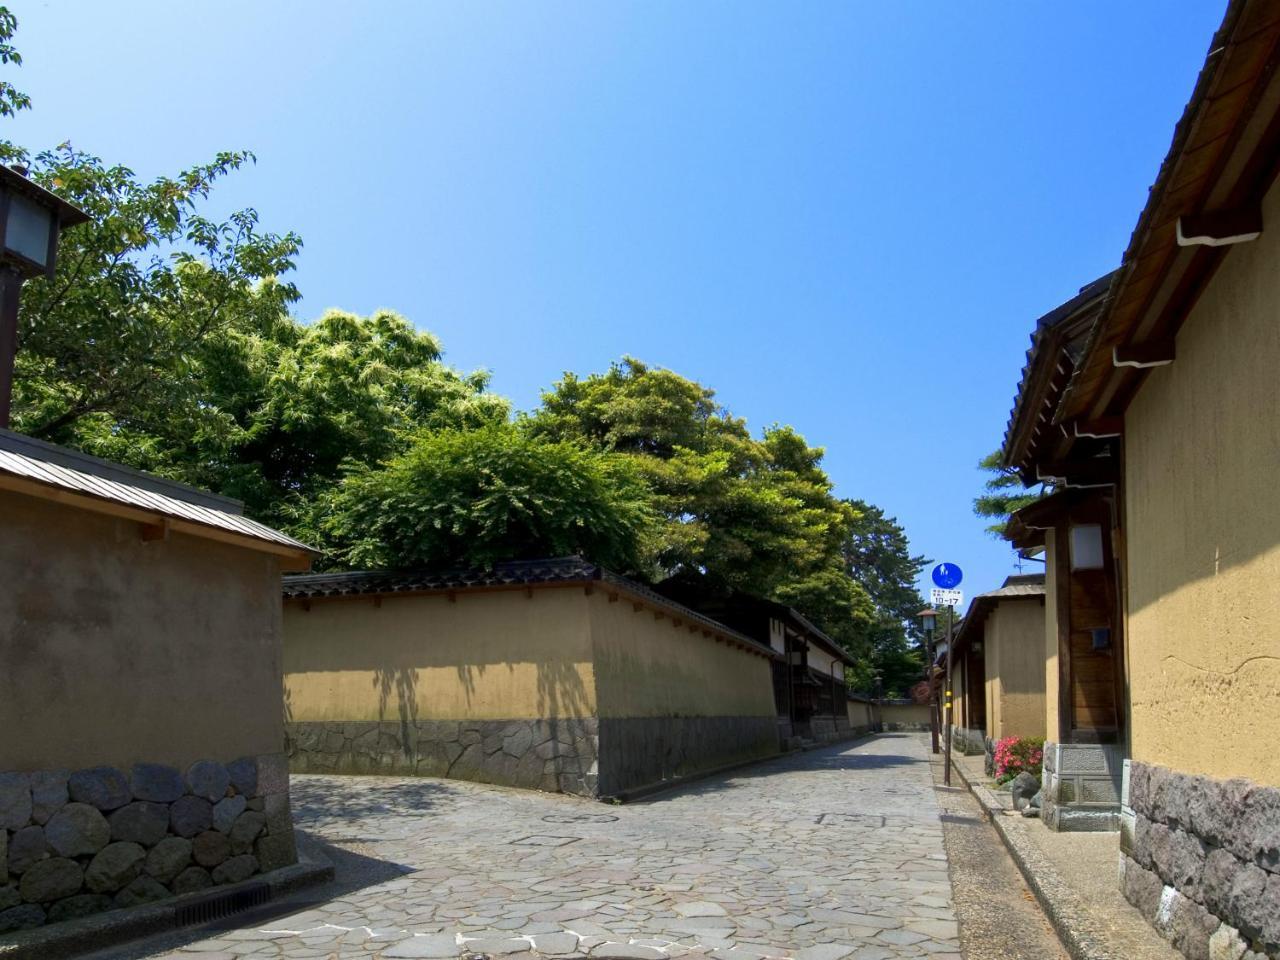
[290, 776, 459, 826]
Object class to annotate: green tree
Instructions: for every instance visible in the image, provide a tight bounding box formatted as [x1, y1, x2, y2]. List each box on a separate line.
[0, 6, 30, 120]
[528, 357, 858, 600]
[315, 424, 654, 572]
[841, 501, 928, 696]
[973, 449, 1045, 537]
[10, 145, 302, 468]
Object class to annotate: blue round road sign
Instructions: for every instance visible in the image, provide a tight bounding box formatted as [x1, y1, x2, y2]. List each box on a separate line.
[932, 563, 963, 589]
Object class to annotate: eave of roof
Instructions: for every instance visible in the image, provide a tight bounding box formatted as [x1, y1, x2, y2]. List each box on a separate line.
[1001, 273, 1114, 474]
[1062, 0, 1280, 423]
[283, 558, 784, 662]
[0, 429, 312, 564]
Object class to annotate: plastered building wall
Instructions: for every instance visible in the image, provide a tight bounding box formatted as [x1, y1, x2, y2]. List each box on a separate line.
[283, 587, 597, 722]
[987, 600, 1047, 740]
[1123, 181, 1280, 785]
[588, 593, 776, 719]
[0, 489, 285, 771]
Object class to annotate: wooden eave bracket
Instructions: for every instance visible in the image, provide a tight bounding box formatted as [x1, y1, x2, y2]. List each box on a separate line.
[1113, 340, 1175, 369]
[1035, 458, 1119, 489]
[1176, 207, 1262, 247]
[140, 517, 171, 542]
[1070, 417, 1123, 439]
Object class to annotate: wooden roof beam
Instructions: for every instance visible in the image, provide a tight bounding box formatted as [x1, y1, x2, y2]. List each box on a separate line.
[1176, 206, 1263, 247]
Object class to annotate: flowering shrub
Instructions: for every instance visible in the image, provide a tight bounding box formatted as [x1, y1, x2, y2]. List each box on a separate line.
[993, 736, 1044, 785]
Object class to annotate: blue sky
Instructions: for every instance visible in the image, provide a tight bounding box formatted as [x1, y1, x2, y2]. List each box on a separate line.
[9, 1, 1225, 599]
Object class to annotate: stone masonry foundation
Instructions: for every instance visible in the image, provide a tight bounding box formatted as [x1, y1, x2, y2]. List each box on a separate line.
[1041, 741, 1123, 831]
[0, 753, 295, 934]
[286, 719, 600, 796]
[1120, 760, 1280, 959]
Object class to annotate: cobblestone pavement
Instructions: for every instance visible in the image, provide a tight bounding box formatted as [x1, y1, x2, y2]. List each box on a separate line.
[140, 733, 961, 960]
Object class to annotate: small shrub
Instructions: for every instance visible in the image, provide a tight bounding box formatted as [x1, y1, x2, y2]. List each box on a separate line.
[993, 736, 1044, 785]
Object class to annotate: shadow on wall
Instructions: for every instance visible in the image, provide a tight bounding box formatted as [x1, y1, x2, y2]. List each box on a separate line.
[537, 657, 592, 719]
[374, 665, 420, 754]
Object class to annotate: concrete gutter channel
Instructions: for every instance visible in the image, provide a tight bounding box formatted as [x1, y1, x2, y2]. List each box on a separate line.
[951, 757, 1143, 960]
[0, 838, 333, 960]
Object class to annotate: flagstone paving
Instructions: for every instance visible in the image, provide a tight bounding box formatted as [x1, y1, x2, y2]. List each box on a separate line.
[141, 733, 961, 960]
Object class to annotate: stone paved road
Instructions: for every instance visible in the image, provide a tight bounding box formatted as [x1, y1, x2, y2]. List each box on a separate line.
[137, 733, 961, 960]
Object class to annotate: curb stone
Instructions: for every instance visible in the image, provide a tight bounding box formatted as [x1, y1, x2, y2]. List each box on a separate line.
[952, 758, 1118, 960]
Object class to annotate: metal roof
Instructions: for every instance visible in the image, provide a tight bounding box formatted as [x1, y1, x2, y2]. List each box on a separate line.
[283, 557, 783, 661]
[0, 429, 310, 555]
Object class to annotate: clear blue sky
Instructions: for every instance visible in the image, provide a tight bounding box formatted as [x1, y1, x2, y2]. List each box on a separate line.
[9, 1, 1225, 599]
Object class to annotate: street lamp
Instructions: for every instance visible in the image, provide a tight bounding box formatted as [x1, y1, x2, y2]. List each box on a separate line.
[917, 608, 940, 755]
[0, 164, 90, 428]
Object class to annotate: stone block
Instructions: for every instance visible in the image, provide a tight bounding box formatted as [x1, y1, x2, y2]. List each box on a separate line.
[1164, 887, 1219, 960]
[1169, 828, 1209, 903]
[1260, 871, 1280, 951]
[1129, 761, 1151, 817]
[20, 857, 83, 903]
[47, 894, 112, 924]
[145, 836, 192, 884]
[255, 831, 297, 873]
[193, 830, 231, 868]
[213, 795, 247, 834]
[29, 770, 68, 825]
[1203, 847, 1244, 920]
[85, 842, 146, 894]
[170, 795, 213, 838]
[68, 767, 131, 812]
[7, 825, 47, 875]
[1238, 784, 1280, 873]
[503, 725, 534, 759]
[185, 760, 231, 802]
[171, 865, 213, 895]
[1208, 923, 1249, 960]
[1150, 821, 1175, 883]
[0, 827, 6, 885]
[45, 802, 111, 857]
[0, 884, 16, 910]
[109, 801, 170, 847]
[263, 792, 292, 839]
[256, 754, 290, 797]
[229, 811, 266, 855]
[0, 904, 45, 932]
[1227, 862, 1269, 942]
[113, 875, 170, 908]
[129, 763, 185, 803]
[211, 854, 258, 885]
[1121, 855, 1164, 920]
[0, 772, 32, 829]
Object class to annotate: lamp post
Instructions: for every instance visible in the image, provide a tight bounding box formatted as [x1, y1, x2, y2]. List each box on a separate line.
[0, 164, 89, 429]
[944, 602, 955, 786]
[917, 608, 939, 755]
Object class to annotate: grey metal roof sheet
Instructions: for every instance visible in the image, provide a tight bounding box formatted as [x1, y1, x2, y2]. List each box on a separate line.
[0, 432, 309, 554]
[284, 557, 782, 660]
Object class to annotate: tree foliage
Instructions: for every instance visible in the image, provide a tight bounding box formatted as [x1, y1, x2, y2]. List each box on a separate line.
[528, 357, 858, 599]
[973, 449, 1045, 537]
[0, 7, 30, 119]
[314, 424, 654, 572]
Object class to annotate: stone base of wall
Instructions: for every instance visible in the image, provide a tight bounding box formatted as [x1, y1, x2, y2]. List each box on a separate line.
[950, 726, 986, 757]
[0, 754, 294, 934]
[1041, 741, 1123, 832]
[596, 716, 779, 797]
[286, 719, 599, 797]
[881, 721, 931, 732]
[1121, 760, 1280, 959]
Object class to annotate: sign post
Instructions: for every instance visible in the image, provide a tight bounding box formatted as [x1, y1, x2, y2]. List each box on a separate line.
[931, 563, 964, 787]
